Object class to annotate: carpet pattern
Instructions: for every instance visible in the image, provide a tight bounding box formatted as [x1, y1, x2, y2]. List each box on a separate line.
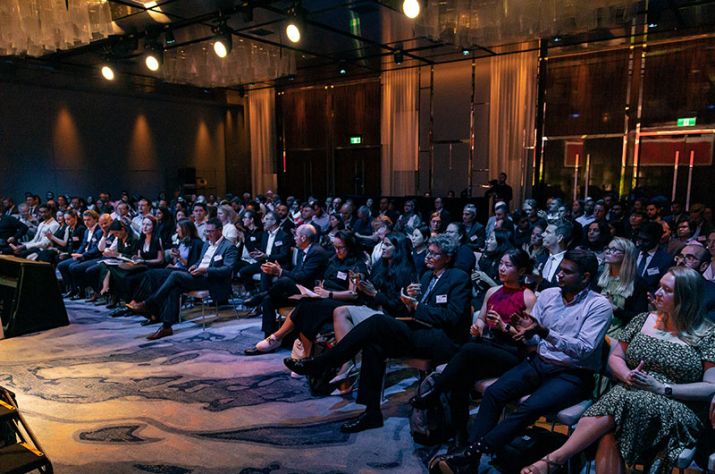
[0, 301, 462, 473]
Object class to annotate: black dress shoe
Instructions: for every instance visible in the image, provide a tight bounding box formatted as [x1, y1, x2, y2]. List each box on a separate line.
[243, 291, 267, 307]
[147, 325, 173, 340]
[283, 357, 320, 376]
[109, 308, 132, 318]
[339, 411, 383, 433]
[70, 293, 85, 301]
[428, 443, 482, 474]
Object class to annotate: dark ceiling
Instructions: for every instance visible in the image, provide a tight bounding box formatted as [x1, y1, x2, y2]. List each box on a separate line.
[2, 0, 715, 101]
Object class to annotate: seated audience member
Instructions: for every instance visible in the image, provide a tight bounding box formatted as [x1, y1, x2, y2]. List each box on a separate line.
[128, 218, 237, 340]
[90, 220, 137, 304]
[320, 213, 345, 251]
[429, 212, 445, 236]
[285, 234, 471, 433]
[0, 203, 28, 254]
[16, 203, 37, 242]
[39, 209, 84, 264]
[472, 230, 514, 306]
[57, 210, 103, 299]
[192, 202, 209, 241]
[432, 197, 451, 224]
[537, 222, 572, 292]
[275, 203, 295, 235]
[410, 225, 430, 278]
[486, 201, 514, 237]
[252, 224, 330, 338]
[79, 213, 114, 302]
[237, 211, 293, 293]
[395, 199, 422, 233]
[462, 204, 486, 252]
[369, 218, 392, 266]
[310, 201, 330, 233]
[635, 221, 674, 293]
[131, 198, 153, 238]
[705, 230, 715, 281]
[410, 249, 536, 448]
[521, 266, 715, 474]
[584, 220, 610, 264]
[245, 230, 368, 356]
[444, 222, 477, 273]
[101, 215, 164, 312]
[429, 248, 612, 473]
[674, 243, 715, 322]
[155, 206, 175, 249]
[216, 204, 239, 245]
[598, 237, 649, 336]
[9, 204, 58, 257]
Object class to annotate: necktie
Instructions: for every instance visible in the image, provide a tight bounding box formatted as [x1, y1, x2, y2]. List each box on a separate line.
[420, 276, 438, 304]
[637, 252, 648, 276]
[543, 255, 555, 280]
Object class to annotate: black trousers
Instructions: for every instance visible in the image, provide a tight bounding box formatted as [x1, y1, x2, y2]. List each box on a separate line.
[311, 314, 459, 412]
[260, 276, 300, 336]
[145, 271, 210, 326]
[436, 340, 523, 436]
[470, 354, 594, 448]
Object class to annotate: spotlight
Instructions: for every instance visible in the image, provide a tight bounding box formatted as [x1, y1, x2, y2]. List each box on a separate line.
[338, 60, 347, 76]
[402, 0, 421, 19]
[101, 64, 115, 81]
[144, 41, 163, 71]
[213, 19, 232, 58]
[286, 21, 301, 43]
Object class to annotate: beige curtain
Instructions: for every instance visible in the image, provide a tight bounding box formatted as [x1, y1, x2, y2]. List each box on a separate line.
[381, 69, 419, 196]
[488, 52, 539, 206]
[248, 88, 277, 195]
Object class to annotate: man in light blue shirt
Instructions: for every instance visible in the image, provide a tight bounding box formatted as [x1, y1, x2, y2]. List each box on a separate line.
[430, 248, 612, 473]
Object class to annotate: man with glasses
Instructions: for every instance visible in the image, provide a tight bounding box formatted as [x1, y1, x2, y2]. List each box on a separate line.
[130, 218, 238, 340]
[285, 234, 471, 433]
[674, 243, 715, 322]
[634, 221, 674, 293]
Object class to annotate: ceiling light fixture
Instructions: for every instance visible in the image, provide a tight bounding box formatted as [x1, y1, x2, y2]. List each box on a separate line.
[402, 0, 421, 19]
[144, 39, 163, 72]
[285, 2, 303, 43]
[101, 64, 115, 81]
[212, 16, 233, 58]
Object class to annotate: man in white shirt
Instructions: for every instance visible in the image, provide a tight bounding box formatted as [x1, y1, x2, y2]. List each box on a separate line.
[131, 199, 152, 238]
[537, 222, 572, 291]
[10, 205, 59, 257]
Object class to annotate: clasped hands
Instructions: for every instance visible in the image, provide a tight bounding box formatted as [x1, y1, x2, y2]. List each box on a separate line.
[399, 283, 422, 311]
[470, 311, 547, 341]
[188, 265, 208, 277]
[623, 361, 666, 395]
[261, 261, 282, 277]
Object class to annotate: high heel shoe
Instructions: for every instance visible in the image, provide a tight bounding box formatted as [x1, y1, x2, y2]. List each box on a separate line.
[521, 456, 564, 474]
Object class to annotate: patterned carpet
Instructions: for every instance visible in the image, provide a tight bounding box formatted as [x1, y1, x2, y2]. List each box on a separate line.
[0, 301, 456, 473]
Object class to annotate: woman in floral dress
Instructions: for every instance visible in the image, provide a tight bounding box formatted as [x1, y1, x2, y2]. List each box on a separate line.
[522, 266, 715, 474]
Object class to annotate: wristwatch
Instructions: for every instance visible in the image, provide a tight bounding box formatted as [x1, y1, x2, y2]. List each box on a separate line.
[663, 384, 673, 398]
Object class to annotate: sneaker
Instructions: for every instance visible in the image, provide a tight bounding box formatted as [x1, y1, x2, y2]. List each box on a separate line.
[255, 334, 282, 353]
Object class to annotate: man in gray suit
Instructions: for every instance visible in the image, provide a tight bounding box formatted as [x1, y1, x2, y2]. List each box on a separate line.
[136, 218, 238, 340]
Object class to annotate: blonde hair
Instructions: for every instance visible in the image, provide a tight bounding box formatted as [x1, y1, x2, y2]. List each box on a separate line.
[668, 266, 713, 344]
[598, 237, 637, 298]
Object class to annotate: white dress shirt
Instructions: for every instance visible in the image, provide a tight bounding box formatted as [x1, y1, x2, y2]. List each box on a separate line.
[198, 237, 223, 270]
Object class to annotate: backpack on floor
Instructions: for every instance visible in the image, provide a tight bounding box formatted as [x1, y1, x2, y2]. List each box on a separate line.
[409, 371, 454, 445]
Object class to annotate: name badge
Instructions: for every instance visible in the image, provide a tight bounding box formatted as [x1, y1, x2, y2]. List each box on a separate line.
[213, 255, 223, 262]
[436, 294, 448, 303]
[470, 235, 478, 241]
[646, 267, 659, 276]
[337, 271, 347, 280]
[275, 241, 283, 246]
[250, 236, 256, 241]
[73, 237, 80, 241]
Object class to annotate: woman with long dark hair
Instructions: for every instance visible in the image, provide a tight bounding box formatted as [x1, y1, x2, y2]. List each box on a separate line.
[472, 229, 514, 307]
[414, 248, 536, 447]
[155, 206, 175, 249]
[410, 225, 430, 278]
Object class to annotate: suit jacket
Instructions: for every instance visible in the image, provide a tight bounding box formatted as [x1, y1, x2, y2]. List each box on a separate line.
[413, 267, 472, 343]
[704, 280, 715, 323]
[0, 215, 28, 245]
[78, 226, 104, 260]
[465, 221, 486, 251]
[638, 248, 673, 292]
[454, 244, 476, 273]
[258, 228, 293, 266]
[278, 218, 295, 234]
[199, 238, 239, 302]
[281, 243, 330, 287]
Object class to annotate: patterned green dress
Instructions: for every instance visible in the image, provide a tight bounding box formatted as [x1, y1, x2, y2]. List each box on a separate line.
[583, 312, 715, 473]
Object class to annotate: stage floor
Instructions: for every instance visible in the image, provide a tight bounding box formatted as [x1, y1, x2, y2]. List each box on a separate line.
[0, 301, 452, 473]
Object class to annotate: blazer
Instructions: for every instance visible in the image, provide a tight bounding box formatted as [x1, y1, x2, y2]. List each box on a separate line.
[454, 244, 476, 273]
[199, 238, 239, 302]
[258, 228, 293, 266]
[78, 226, 104, 260]
[413, 267, 472, 343]
[465, 221, 486, 251]
[638, 248, 673, 292]
[281, 243, 330, 287]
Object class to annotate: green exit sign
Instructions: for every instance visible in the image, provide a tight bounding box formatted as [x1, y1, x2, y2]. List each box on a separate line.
[349, 135, 362, 145]
[677, 117, 697, 127]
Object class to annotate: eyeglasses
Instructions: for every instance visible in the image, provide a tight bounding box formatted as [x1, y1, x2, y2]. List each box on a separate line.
[334, 245, 347, 251]
[675, 253, 699, 263]
[604, 247, 624, 254]
[425, 251, 444, 259]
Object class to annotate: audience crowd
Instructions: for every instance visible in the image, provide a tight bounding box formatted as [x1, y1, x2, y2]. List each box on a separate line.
[1, 187, 715, 473]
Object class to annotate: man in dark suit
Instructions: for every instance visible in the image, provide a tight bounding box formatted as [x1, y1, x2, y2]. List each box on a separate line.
[236, 211, 294, 291]
[635, 221, 673, 293]
[0, 202, 28, 254]
[57, 210, 103, 299]
[249, 224, 330, 342]
[463, 204, 485, 251]
[275, 203, 295, 235]
[674, 243, 715, 322]
[132, 218, 238, 340]
[285, 234, 471, 433]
